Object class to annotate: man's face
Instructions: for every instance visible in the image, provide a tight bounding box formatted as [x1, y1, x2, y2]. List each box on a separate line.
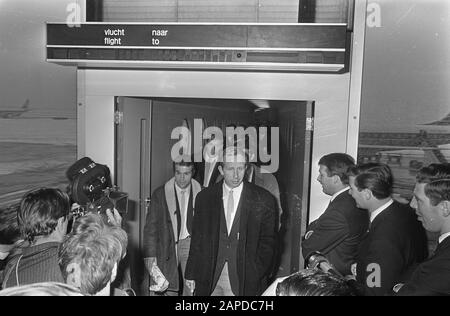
[317, 165, 336, 196]
[174, 165, 193, 189]
[349, 176, 367, 209]
[410, 183, 443, 233]
[219, 161, 247, 189]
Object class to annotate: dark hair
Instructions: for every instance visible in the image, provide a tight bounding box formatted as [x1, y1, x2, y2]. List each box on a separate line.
[349, 163, 393, 199]
[18, 188, 70, 243]
[318, 153, 355, 185]
[172, 155, 195, 173]
[276, 269, 357, 296]
[416, 163, 450, 206]
[0, 204, 21, 245]
[58, 213, 128, 295]
[219, 146, 249, 167]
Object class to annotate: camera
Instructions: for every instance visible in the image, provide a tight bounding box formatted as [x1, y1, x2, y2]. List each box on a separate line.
[66, 157, 128, 220]
[305, 251, 342, 277]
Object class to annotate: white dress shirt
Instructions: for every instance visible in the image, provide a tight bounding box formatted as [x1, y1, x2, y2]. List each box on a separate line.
[222, 182, 244, 234]
[438, 232, 450, 244]
[175, 183, 191, 240]
[330, 187, 350, 203]
[370, 199, 393, 223]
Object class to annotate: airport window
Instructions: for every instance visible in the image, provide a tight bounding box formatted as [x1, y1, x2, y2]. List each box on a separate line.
[87, 0, 350, 23]
[357, 0, 450, 203]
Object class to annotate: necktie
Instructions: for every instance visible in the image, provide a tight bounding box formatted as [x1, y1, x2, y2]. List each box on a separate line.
[180, 190, 186, 238]
[226, 189, 234, 233]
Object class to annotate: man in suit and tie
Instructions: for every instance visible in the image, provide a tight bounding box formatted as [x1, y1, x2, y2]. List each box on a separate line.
[302, 153, 369, 276]
[143, 157, 202, 296]
[185, 146, 277, 296]
[348, 163, 428, 296]
[396, 163, 450, 295]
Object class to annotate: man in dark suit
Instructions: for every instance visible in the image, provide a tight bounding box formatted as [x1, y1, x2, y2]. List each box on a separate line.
[396, 163, 450, 296]
[143, 157, 202, 296]
[302, 153, 369, 276]
[185, 146, 277, 296]
[348, 163, 428, 296]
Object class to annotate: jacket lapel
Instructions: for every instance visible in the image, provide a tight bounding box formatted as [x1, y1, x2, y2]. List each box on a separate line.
[164, 178, 179, 244]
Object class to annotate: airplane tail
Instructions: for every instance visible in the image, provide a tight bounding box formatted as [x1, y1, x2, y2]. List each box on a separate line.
[22, 99, 30, 110]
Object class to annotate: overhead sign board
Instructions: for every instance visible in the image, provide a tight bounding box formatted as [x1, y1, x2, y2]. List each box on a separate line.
[46, 23, 349, 72]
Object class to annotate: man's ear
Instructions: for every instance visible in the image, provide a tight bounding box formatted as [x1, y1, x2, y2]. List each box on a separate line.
[363, 188, 372, 201]
[332, 175, 341, 185]
[218, 165, 224, 176]
[110, 262, 118, 283]
[66, 262, 82, 289]
[440, 201, 450, 217]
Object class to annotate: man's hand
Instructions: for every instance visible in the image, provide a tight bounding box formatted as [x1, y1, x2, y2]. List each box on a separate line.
[304, 230, 314, 240]
[185, 280, 195, 294]
[106, 208, 122, 226]
[144, 257, 169, 292]
[392, 283, 404, 293]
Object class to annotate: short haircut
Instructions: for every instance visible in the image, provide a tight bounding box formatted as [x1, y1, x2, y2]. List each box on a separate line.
[18, 188, 70, 243]
[276, 269, 357, 296]
[318, 153, 355, 185]
[416, 163, 450, 206]
[172, 155, 195, 172]
[0, 204, 21, 245]
[219, 146, 249, 167]
[0, 282, 83, 296]
[349, 163, 393, 199]
[58, 213, 128, 295]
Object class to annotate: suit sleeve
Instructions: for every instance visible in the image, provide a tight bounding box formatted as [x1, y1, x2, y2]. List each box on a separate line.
[185, 194, 203, 280]
[396, 258, 450, 296]
[357, 238, 404, 296]
[142, 190, 161, 258]
[301, 210, 349, 260]
[257, 194, 277, 276]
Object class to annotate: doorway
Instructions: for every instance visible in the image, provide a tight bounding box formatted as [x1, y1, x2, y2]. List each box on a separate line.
[115, 96, 314, 293]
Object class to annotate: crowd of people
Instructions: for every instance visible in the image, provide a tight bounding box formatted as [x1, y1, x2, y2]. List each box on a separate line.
[0, 145, 449, 296]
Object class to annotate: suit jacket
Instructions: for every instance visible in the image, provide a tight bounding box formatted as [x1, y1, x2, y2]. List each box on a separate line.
[142, 178, 201, 291]
[356, 201, 428, 296]
[301, 189, 369, 275]
[396, 236, 450, 296]
[247, 164, 283, 221]
[185, 181, 277, 296]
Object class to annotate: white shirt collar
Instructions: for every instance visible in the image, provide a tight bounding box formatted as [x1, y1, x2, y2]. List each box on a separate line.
[175, 183, 191, 194]
[330, 187, 350, 203]
[223, 181, 244, 198]
[370, 199, 394, 223]
[439, 232, 450, 244]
